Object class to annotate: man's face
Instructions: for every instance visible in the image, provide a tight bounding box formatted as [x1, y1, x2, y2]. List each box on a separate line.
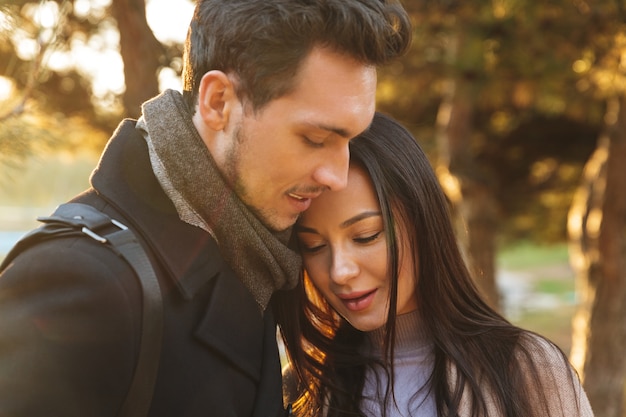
[217, 47, 377, 231]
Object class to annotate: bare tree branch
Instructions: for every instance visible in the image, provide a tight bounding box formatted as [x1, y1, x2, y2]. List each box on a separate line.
[0, 0, 71, 122]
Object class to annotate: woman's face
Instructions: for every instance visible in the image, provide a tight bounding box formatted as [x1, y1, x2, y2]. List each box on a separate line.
[296, 164, 418, 332]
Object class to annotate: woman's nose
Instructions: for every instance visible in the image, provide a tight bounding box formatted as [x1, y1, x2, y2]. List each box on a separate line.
[329, 248, 359, 285]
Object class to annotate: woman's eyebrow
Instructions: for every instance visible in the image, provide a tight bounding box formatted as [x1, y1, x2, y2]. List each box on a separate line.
[340, 211, 381, 229]
[296, 211, 382, 234]
[295, 224, 318, 234]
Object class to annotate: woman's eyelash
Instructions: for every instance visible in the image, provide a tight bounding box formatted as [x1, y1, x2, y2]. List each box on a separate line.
[354, 231, 382, 244]
[300, 243, 325, 253]
[299, 230, 382, 252]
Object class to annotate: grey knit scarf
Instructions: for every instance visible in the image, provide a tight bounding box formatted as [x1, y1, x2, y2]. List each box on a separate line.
[137, 89, 301, 312]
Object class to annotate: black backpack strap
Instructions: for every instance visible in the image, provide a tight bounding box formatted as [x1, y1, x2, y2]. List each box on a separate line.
[1, 203, 162, 417]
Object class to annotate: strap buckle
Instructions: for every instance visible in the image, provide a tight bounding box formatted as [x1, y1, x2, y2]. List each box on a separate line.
[81, 218, 129, 243]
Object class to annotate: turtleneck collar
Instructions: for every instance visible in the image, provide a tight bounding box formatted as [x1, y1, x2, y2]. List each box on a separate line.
[366, 310, 431, 355]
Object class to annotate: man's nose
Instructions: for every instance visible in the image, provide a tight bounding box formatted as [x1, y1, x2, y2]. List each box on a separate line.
[312, 144, 349, 191]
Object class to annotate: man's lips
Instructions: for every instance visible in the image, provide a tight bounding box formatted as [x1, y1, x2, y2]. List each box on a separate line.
[288, 191, 323, 201]
[337, 289, 377, 312]
[287, 191, 323, 212]
[287, 193, 312, 212]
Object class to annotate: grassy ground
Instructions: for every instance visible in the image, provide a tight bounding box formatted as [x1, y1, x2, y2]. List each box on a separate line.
[497, 241, 577, 354]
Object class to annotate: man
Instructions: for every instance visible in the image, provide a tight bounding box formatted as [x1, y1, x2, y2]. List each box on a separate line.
[0, 1, 411, 416]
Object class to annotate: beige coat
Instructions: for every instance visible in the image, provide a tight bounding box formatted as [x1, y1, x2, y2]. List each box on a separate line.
[452, 334, 594, 417]
[306, 333, 595, 416]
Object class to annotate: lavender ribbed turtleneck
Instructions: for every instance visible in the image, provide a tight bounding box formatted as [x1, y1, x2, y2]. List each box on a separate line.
[360, 310, 437, 416]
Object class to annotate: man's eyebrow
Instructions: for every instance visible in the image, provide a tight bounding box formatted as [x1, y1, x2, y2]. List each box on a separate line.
[303, 122, 353, 139]
[302, 118, 373, 140]
[296, 211, 381, 234]
[317, 123, 350, 138]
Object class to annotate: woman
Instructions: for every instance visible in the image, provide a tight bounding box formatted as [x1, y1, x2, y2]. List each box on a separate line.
[274, 112, 594, 417]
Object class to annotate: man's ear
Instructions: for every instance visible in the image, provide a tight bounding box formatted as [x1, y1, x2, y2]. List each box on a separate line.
[196, 70, 237, 131]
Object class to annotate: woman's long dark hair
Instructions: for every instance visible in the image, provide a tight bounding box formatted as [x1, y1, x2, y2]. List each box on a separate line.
[274, 112, 576, 417]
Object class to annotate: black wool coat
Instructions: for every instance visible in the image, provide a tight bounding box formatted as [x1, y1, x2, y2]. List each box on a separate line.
[0, 120, 287, 417]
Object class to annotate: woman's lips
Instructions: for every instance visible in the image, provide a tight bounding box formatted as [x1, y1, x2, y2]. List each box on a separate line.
[338, 289, 377, 312]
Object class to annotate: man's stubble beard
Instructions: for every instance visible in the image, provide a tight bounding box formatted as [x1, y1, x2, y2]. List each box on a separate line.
[224, 124, 288, 232]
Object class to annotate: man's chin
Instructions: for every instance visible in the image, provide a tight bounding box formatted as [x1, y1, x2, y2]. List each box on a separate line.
[267, 215, 299, 234]
[252, 209, 299, 234]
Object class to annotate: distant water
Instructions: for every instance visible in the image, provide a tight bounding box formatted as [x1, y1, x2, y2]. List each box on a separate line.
[0, 231, 29, 258]
[0, 206, 51, 259]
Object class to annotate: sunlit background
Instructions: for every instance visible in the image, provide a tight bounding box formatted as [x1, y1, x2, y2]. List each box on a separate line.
[1, 1, 625, 413]
[0, 0, 194, 235]
[0, 0, 193, 104]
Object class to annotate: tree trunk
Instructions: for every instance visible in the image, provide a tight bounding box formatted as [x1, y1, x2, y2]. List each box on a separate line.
[568, 96, 626, 417]
[436, 75, 501, 312]
[110, 0, 162, 118]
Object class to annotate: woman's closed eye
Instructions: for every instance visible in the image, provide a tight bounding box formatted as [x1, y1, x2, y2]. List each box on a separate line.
[298, 229, 383, 253]
[298, 238, 326, 253]
[354, 231, 383, 245]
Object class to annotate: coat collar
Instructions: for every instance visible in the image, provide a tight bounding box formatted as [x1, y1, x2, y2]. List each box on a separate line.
[90, 119, 221, 300]
[89, 120, 284, 413]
